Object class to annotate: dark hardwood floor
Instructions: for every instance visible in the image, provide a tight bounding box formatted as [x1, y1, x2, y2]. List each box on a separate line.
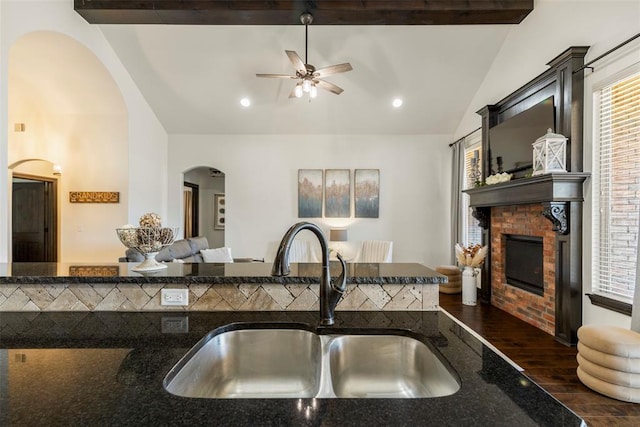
[439, 293, 640, 426]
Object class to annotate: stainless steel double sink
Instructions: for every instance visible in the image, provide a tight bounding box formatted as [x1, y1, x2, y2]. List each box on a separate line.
[163, 326, 460, 399]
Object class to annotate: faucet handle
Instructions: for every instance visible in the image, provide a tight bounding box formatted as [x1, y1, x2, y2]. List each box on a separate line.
[332, 253, 347, 293]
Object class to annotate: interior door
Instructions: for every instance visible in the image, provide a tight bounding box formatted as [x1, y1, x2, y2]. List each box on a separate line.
[12, 176, 57, 262]
[183, 182, 199, 238]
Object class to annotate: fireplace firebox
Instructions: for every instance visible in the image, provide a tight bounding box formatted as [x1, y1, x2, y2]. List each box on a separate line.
[505, 235, 544, 296]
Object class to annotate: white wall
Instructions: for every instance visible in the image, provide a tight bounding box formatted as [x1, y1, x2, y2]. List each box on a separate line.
[452, 0, 640, 327]
[0, 0, 168, 262]
[454, 0, 640, 139]
[168, 134, 453, 267]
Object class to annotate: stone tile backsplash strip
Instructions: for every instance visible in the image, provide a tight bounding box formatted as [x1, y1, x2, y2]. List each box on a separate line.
[0, 283, 438, 312]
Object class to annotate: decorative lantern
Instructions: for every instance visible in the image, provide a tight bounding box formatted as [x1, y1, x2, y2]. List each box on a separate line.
[532, 128, 568, 175]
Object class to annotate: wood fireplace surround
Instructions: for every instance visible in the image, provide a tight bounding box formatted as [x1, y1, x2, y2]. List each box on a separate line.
[464, 47, 590, 346]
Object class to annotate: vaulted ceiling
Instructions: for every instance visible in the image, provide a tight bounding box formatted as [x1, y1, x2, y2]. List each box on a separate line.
[70, 1, 534, 135]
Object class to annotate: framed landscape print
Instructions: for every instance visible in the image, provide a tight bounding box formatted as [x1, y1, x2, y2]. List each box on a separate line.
[298, 169, 323, 218]
[355, 169, 380, 218]
[325, 169, 350, 218]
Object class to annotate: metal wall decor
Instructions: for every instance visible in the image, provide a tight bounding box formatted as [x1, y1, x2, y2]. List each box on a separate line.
[214, 193, 226, 229]
[69, 191, 120, 203]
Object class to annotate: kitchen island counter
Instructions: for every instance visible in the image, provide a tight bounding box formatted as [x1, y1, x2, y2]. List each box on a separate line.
[0, 310, 584, 426]
[1, 262, 444, 285]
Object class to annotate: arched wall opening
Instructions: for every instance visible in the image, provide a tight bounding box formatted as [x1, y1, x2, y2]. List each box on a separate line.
[8, 31, 129, 262]
[182, 166, 226, 249]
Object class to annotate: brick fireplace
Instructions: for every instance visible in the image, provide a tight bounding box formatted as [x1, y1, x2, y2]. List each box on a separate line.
[491, 204, 556, 335]
[466, 173, 589, 345]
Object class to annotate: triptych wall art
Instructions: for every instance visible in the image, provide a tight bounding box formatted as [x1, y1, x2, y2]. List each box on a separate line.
[298, 169, 380, 218]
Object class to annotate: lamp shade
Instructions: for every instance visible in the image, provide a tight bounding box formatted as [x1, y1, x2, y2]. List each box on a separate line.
[330, 228, 348, 242]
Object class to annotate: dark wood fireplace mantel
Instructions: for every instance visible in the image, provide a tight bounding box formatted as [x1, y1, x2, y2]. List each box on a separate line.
[464, 173, 589, 234]
[464, 173, 590, 207]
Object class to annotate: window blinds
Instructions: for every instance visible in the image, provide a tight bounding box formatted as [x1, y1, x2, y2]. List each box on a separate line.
[462, 131, 482, 246]
[594, 71, 640, 300]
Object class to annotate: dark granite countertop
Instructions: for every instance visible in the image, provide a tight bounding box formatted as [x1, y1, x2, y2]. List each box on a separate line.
[0, 262, 446, 285]
[0, 310, 584, 426]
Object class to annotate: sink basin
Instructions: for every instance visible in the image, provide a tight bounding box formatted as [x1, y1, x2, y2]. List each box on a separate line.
[164, 325, 460, 399]
[329, 335, 459, 398]
[164, 328, 322, 398]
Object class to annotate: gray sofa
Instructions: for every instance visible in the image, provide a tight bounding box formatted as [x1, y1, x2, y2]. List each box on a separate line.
[119, 236, 210, 263]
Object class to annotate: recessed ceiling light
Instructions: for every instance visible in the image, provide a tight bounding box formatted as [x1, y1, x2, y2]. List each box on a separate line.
[240, 98, 251, 107]
[392, 98, 403, 108]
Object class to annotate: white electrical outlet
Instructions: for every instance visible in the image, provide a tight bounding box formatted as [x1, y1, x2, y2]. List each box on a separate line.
[161, 289, 189, 306]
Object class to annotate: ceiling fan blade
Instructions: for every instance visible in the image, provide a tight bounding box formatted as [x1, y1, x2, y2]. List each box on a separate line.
[314, 63, 352, 78]
[285, 50, 307, 75]
[256, 73, 297, 79]
[288, 85, 299, 98]
[315, 79, 344, 95]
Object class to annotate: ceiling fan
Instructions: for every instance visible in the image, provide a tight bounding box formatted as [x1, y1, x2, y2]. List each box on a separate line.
[256, 12, 353, 99]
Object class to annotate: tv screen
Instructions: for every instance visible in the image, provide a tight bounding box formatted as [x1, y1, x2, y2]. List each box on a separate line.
[488, 96, 555, 178]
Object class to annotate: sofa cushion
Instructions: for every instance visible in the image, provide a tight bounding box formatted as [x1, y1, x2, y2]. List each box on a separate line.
[166, 239, 194, 261]
[188, 236, 209, 254]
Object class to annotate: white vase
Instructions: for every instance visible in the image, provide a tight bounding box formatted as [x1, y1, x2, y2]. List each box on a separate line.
[462, 266, 477, 306]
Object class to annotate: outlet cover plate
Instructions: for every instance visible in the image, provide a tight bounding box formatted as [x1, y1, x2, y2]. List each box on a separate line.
[161, 289, 189, 306]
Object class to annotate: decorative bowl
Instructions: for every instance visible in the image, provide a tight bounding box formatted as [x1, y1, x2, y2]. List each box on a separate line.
[116, 227, 179, 271]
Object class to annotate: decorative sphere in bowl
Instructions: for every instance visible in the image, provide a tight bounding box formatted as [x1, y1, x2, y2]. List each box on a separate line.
[116, 227, 179, 271]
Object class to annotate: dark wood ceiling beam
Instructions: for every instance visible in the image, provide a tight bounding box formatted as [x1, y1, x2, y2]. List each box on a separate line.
[73, 1, 534, 25]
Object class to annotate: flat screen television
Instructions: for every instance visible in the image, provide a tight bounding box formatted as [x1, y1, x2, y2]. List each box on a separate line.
[488, 96, 555, 178]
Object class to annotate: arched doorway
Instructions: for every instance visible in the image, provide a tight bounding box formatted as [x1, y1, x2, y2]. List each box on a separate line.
[183, 167, 225, 247]
[7, 31, 128, 262]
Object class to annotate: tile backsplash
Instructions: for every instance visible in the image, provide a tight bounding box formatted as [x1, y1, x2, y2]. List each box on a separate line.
[0, 282, 438, 312]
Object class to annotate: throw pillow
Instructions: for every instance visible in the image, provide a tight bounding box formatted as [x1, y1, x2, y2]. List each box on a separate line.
[201, 247, 233, 263]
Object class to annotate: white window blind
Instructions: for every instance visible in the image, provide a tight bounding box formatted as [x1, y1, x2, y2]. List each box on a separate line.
[594, 71, 640, 301]
[462, 130, 482, 246]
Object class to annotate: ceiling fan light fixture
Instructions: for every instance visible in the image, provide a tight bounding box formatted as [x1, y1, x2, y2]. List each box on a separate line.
[256, 12, 352, 99]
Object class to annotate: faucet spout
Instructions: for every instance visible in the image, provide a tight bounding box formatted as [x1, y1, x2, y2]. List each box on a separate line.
[271, 222, 346, 325]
